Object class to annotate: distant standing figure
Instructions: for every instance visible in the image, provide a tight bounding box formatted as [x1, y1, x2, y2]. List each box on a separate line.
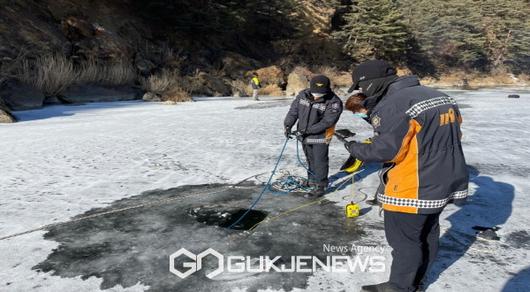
[251, 73, 261, 101]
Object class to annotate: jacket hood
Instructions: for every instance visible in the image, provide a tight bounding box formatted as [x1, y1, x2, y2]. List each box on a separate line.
[361, 75, 398, 114]
[386, 75, 421, 95]
[363, 75, 420, 114]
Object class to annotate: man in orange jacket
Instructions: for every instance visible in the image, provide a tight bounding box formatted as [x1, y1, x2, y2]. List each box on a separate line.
[344, 60, 469, 292]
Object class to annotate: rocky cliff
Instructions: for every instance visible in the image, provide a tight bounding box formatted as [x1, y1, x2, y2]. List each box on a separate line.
[0, 0, 352, 121]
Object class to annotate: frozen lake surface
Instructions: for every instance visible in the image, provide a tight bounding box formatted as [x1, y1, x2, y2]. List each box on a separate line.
[0, 89, 529, 291]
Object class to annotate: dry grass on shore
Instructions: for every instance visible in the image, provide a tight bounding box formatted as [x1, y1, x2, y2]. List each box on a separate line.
[420, 69, 529, 88]
[140, 69, 191, 102]
[230, 79, 252, 97]
[15, 54, 136, 96]
[259, 84, 284, 96]
[77, 60, 136, 87]
[313, 66, 351, 88]
[19, 55, 76, 96]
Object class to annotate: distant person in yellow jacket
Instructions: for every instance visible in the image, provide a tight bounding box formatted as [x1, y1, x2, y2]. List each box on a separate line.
[250, 72, 261, 101]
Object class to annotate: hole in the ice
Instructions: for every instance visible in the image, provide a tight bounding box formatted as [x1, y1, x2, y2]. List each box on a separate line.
[188, 206, 268, 230]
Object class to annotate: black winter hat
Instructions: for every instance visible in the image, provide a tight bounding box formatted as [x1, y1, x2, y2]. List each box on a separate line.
[348, 60, 397, 93]
[310, 75, 332, 95]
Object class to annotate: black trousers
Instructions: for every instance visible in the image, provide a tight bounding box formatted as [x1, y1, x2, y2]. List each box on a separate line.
[384, 210, 441, 291]
[302, 143, 329, 186]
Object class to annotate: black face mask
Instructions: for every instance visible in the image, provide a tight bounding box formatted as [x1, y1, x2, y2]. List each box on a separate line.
[360, 75, 398, 113]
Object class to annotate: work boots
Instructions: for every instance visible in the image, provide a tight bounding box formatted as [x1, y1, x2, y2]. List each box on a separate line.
[414, 283, 426, 292]
[301, 179, 318, 189]
[365, 197, 380, 206]
[304, 185, 326, 199]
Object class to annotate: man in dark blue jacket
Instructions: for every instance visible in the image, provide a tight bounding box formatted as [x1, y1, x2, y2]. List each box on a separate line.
[284, 75, 343, 198]
[344, 60, 468, 292]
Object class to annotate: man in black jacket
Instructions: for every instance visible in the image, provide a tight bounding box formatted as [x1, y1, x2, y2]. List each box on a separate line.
[284, 75, 343, 198]
[343, 60, 468, 292]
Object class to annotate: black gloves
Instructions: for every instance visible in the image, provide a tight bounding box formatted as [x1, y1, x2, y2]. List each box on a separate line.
[344, 140, 357, 153]
[295, 129, 307, 141]
[284, 127, 307, 141]
[284, 126, 293, 139]
[284, 126, 307, 141]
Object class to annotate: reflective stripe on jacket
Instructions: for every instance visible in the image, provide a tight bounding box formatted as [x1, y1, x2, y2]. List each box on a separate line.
[348, 76, 469, 214]
[284, 89, 343, 144]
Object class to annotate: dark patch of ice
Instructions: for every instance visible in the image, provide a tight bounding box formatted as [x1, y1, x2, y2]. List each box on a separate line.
[506, 230, 530, 249]
[34, 183, 363, 292]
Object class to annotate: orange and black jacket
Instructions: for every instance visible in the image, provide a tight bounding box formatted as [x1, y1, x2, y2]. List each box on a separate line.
[284, 89, 343, 144]
[348, 76, 469, 214]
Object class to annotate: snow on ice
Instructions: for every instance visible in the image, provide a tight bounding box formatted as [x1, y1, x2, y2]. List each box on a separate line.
[0, 89, 529, 291]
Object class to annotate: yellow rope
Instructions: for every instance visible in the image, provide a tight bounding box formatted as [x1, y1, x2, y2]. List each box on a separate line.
[0, 187, 232, 241]
[248, 197, 327, 232]
[0, 173, 264, 241]
[1, 170, 371, 241]
[248, 168, 375, 232]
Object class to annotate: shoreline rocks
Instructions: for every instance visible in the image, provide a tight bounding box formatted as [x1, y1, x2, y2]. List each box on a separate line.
[286, 66, 312, 96]
[0, 97, 16, 123]
[0, 79, 45, 111]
